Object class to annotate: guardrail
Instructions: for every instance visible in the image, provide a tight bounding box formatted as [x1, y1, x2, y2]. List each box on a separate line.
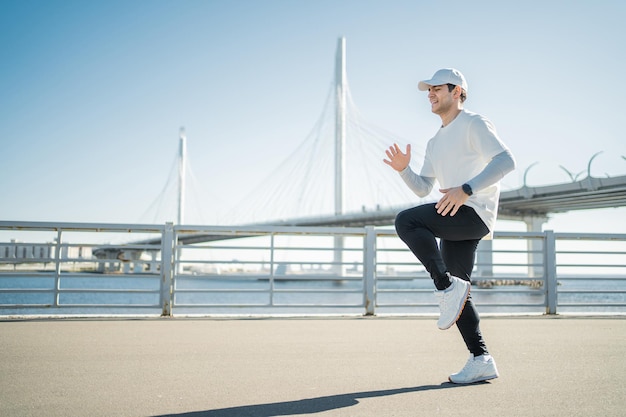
[1, 221, 625, 316]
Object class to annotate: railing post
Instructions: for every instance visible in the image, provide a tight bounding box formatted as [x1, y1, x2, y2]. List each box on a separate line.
[544, 230, 558, 314]
[53, 229, 62, 307]
[160, 223, 175, 317]
[363, 226, 376, 316]
[269, 233, 275, 307]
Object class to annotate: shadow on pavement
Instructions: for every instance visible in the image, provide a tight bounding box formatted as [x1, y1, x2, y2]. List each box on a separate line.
[155, 382, 477, 417]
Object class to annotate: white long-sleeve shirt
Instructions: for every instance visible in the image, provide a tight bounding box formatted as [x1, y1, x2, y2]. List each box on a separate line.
[399, 109, 516, 238]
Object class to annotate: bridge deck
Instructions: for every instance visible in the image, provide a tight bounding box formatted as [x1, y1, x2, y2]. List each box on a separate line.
[174, 174, 626, 241]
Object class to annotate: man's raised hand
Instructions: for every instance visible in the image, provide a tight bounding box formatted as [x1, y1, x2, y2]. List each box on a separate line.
[383, 143, 411, 172]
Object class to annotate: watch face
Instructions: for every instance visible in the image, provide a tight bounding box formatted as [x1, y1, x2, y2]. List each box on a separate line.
[463, 184, 472, 196]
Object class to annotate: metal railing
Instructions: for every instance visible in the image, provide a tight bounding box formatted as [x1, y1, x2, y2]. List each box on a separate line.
[1, 221, 625, 316]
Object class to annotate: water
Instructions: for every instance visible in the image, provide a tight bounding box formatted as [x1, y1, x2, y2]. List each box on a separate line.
[1, 273, 625, 316]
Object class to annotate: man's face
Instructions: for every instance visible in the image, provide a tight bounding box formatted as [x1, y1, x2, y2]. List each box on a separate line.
[427, 84, 457, 115]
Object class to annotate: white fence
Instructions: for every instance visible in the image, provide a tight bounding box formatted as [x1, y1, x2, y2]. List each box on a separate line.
[1, 221, 625, 316]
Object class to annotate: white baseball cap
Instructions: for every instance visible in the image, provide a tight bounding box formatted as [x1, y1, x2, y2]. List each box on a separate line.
[418, 68, 468, 92]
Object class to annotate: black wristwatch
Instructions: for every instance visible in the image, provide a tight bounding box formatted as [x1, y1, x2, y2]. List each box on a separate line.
[462, 183, 473, 196]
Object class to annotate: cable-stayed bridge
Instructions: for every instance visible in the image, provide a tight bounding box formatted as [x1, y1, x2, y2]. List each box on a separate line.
[143, 37, 626, 243]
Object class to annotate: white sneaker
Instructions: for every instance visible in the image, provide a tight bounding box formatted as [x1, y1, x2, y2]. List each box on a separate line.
[435, 275, 470, 330]
[449, 354, 499, 384]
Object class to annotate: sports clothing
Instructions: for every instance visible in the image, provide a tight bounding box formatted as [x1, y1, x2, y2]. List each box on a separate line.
[394, 106, 515, 364]
[395, 203, 489, 356]
[400, 109, 515, 238]
[435, 275, 471, 330]
[448, 354, 499, 384]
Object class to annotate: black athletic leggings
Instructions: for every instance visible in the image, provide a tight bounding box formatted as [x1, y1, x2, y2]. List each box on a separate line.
[395, 203, 490, 356]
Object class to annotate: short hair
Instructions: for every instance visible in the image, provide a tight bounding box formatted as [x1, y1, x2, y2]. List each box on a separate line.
[447, 83, 467, 103]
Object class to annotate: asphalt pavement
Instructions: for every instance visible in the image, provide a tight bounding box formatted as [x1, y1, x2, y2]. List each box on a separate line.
[1, 316, 625, 417]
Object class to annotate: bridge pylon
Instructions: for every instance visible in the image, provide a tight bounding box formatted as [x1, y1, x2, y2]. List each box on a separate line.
[334, 37, 347, 276]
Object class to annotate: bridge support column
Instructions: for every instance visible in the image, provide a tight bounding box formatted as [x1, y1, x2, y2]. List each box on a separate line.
[477, 239, 493, 277]
[333, 37, 347, 277]
[524, 215, 548, 277]
[333, 236, 345, 277]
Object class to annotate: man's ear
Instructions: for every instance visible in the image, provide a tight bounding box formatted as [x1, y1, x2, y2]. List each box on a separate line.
[453, 85, 461, 99]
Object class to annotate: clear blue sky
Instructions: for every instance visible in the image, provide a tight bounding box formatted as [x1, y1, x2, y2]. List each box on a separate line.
[1, 0, 625, 233]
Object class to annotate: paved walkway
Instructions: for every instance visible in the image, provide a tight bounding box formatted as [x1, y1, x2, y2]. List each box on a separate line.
[1, 316, 625, 417]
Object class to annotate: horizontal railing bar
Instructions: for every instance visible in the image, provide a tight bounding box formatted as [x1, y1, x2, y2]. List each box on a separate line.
[174, 224, 367, 235]
[0, 288, 159, 293]
[174, 275, 268, 281]
[0, 304, 160, 308]
[375, 288, 545, 294]
[558, 290, 626, 294]
[177, 260, 363, 266]
[476, 305, 547, 308]
[174, 288, 363, 294]
[56, 258, 158, 264]
[179, 245, 365, 252]
[558, 303, 626, 307]
[56, 273, 161, 278]
[269, 303, 364, 307]
[554, 232, 626, 241]
[173, 303, 272, 307]
[374, 261, 547, 268]
[477, 250, 546, 255]
[73, 244, 162, 250]
[173, 303, 364, 308]
[174, 288, 269, 293]
[376, 302, 546, 308]
[470, 276, 546, 281]
[376, 249, 546, 255]
[556, 264, 626, 268]
[375, 277, 430, 281]
[176, 275, 365, 281]
[556, 275, 626, 280]
[493, 231, 547, 238]
[0, 257, 156, 264]
[177, 260, 365, 267]
[56, 289, 161, 294]
[51, 304, 161, 308]
[0, 304, 54, 308]
[556, 251, 626, 255]
[0, 272, 57, 277]
[0, 257, 56, 261]
[474, 262, 545, 267]
[0, 274, 164, 279]
[0, 220, 165, 233]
